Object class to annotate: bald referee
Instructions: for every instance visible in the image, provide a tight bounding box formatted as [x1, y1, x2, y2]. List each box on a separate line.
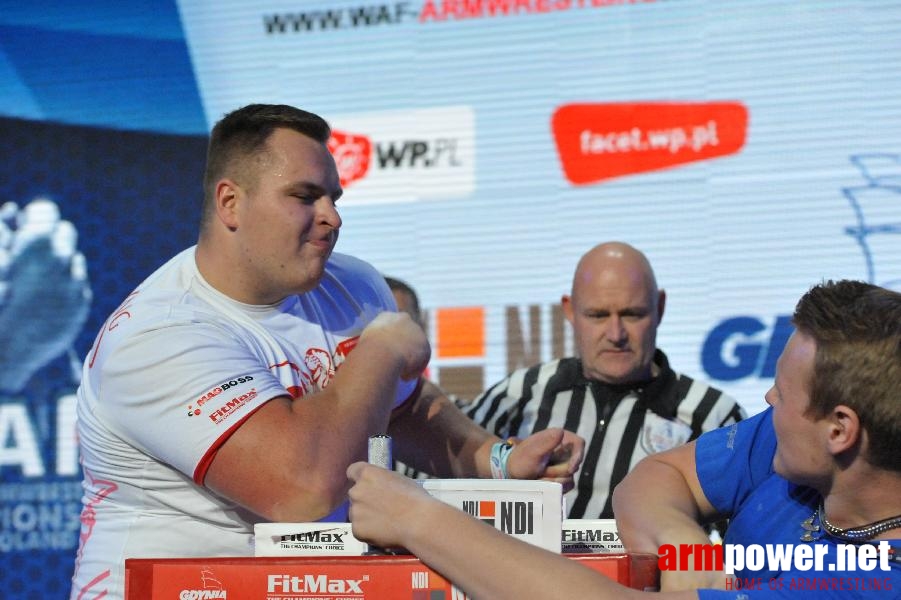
[465, 241, 746, 519]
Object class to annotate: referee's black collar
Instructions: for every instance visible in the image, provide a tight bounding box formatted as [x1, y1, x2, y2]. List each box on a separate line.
[578, 349, 677, 404]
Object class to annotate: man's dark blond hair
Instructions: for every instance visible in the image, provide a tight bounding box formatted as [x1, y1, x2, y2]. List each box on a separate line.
[793, 280, 901, 472]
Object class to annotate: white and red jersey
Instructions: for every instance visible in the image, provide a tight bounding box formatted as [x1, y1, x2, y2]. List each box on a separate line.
[71, 246, 416, 600]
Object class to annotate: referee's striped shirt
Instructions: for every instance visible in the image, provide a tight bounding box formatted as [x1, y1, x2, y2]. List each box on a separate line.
[464, 350, 746, 519]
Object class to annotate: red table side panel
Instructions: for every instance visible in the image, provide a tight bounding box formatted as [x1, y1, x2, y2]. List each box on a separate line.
[125, 553, 659, 599]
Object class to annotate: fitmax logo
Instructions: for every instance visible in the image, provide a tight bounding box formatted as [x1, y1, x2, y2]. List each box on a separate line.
[562, 529, 620, 543]
[279, 530, 345, 543]
[267, 574, 367, 594]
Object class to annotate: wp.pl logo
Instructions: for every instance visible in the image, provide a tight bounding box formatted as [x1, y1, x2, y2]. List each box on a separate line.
[325, 106, 475, 205]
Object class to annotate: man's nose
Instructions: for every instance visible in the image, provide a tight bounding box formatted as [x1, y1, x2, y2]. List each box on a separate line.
[764, 386, 776, 407]
[605, 316, 626, 342]
[317, 197, 342, 229]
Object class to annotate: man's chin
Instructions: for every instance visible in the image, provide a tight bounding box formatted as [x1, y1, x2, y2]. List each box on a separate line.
[292, 266, 328, 295]
[772, 456, 788, 478]
[591, 371, 638, 386]
[298, 276, 325, 295]
[589, 362, 643, 384]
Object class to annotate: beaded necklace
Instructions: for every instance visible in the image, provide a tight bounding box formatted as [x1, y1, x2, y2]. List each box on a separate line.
[801, 502, 901, 544]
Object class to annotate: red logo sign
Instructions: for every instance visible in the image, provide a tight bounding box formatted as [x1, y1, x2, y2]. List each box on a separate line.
[328, 130, 372, 188]
[335, 336, 359, 362]
[551, 101, 748, 185]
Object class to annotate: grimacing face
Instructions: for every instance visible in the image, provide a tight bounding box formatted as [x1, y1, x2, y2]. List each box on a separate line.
[564, 264, 662, 385]
[231, 128, 343, 303]
[765, 331, 829, 487]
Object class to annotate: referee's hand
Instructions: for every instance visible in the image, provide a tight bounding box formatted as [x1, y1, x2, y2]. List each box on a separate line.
[505, 428, 585, 493]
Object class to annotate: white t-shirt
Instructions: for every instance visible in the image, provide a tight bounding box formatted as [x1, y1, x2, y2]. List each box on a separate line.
[70, 247, 416, 600]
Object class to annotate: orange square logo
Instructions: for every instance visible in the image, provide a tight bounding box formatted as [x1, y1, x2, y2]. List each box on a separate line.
[435, 307, 485, 358]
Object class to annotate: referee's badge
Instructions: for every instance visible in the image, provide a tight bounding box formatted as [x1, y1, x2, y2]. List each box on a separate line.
[640, 413, 693, 454]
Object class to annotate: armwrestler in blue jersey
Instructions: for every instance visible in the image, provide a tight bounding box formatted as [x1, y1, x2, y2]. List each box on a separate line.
[613, 279, 900, 598]
[343, 280, 901, 600]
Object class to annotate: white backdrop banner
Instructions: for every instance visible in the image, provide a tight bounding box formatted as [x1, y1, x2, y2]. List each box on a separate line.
[176, 0, 901, 414]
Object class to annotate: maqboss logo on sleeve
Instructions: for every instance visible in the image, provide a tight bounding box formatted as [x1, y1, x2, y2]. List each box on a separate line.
[186, 375, 255, 418]
[657, 541, 895, 592]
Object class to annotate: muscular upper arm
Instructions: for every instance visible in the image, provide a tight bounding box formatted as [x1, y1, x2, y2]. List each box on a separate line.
[613, 440, 721, 554]
[642, 441, 718, 518]
[204, 392, 351, 522]
[96, 323, 335, 522]
[203, 313, 426, 523]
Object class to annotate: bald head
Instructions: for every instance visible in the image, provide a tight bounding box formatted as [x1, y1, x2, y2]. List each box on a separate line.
[571, 242, 659, 300]
[563, 242, 665, 384]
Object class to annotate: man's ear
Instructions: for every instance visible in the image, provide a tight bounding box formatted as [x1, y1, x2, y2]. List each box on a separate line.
[561, 294, 574, 325]
[656, 289, 666, 325]
[826, 404, 861, 456]
[214, 178, 242, 231]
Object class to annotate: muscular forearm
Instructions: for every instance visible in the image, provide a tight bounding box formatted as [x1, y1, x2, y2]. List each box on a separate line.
[390, 379, 497, 478]
[207, 314, 428, 522]
[612, 448, 732, 592]
[404, 496, 680, 600]
[349, 464, 667, 600]
[287, 339, 409, 491]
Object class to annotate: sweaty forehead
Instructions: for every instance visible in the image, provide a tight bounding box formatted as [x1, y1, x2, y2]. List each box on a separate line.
[259, 130, 340, 186]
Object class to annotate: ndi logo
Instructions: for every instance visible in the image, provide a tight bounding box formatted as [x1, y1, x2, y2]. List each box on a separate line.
[460, 500, 534, 535]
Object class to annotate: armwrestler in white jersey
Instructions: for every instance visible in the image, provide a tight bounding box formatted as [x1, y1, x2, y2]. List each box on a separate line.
[70, 104, 584, 600]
